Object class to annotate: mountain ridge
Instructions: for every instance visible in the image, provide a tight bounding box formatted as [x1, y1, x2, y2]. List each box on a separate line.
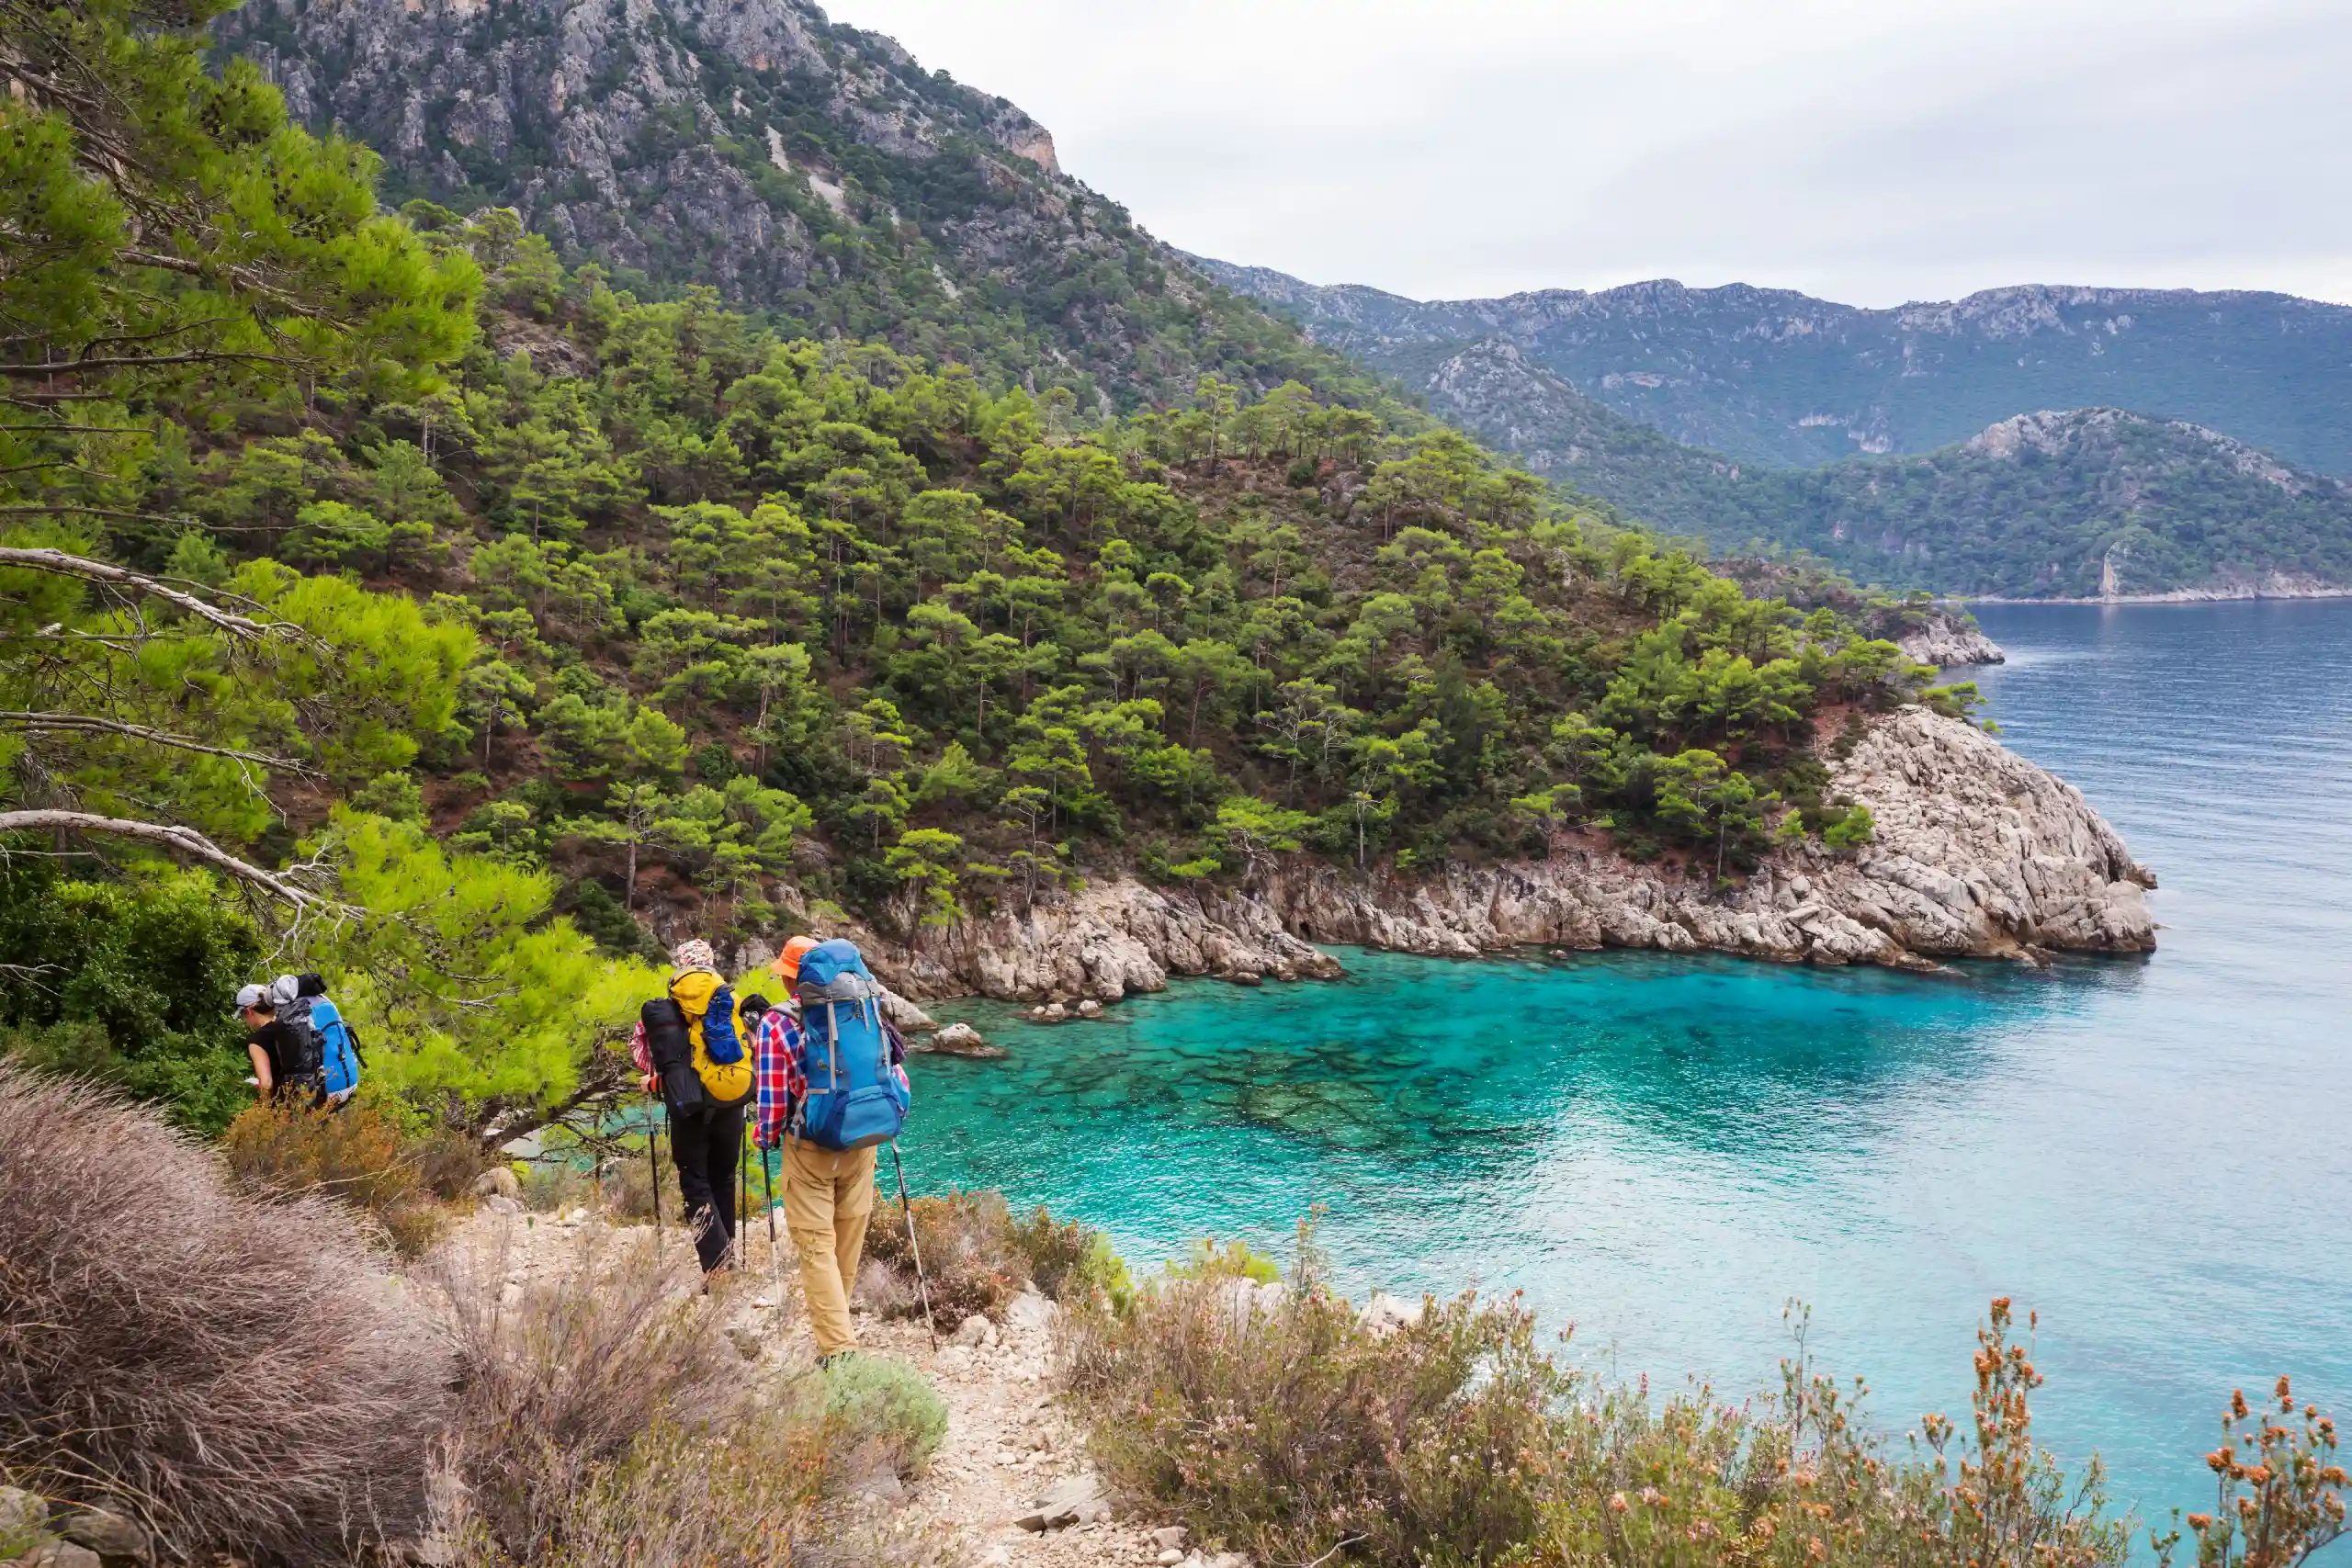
[1193, 256, 2352, 476]
[1400, 338, 2352, 598]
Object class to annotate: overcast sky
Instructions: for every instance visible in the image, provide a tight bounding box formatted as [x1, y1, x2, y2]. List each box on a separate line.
[837, 0, 2352, 308]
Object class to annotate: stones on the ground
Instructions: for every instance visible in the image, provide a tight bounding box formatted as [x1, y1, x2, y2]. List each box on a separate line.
[0, 1488, 45, 1546]
[723, 1323, 763, 1361]
[1357, 1292, 1424, 1337]
[849, 1464, 907, 1507]
[954, 1313, 1000, 1348]
[1013, 1472, 1109, 1531]
[471, 1167, 521, 1201]
[1074, 998, 1103, 1019]
[1158, 1552, 1183, 1565]
[482, 1193, 524, 1216]
[55, 1507, 150, 1567]
[1225, 970, 1261, 987]
[21, 1541, 100, 1568]
[1004, 1292, 1057, 1334]
[1149, 1524, 1189, 1550]
[1025, 1001, 1069, 1023]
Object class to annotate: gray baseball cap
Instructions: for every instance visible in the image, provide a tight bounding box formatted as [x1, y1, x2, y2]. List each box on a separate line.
[232, 983, 269, 1012]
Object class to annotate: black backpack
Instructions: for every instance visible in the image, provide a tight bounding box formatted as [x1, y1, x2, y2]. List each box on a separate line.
[277, 1002, 326, 1079]
[639, 997, 705, 1115]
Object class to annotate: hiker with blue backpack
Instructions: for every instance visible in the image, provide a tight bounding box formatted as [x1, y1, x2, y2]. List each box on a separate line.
[636, 938, 756, 1275]
[232, 974, 363, 1110]
[751, 934, 912, 1362]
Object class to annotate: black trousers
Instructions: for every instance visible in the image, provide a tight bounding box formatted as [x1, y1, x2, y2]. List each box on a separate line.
[666, 1098, 744, 1273]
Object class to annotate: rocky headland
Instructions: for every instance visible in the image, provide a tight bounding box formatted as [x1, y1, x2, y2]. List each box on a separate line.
[1897, 617, 2007, 667]
[860, 709, 2154, 1008]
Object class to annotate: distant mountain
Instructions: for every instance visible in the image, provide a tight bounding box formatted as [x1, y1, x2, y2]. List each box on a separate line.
[217, 0, 1388, 412]
[1397, 341, 2352, 598]
[1193, 259, 2352, 478]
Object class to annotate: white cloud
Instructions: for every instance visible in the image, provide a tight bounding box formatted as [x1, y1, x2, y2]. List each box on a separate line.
[830, 0, 2352, 306]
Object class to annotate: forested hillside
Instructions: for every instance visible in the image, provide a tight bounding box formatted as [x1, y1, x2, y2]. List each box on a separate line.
[215, 0, 1390, 414]
[1199, 257, 2352, 476]
[2, 0, 1953, 1137]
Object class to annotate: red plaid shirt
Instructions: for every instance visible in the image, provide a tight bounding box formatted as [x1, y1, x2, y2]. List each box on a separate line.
[752, 1004, 910, 1149]
[752, 1007, 807, 1150]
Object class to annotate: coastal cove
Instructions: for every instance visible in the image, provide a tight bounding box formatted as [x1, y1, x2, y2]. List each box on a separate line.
[910, 598, 2352, 1527]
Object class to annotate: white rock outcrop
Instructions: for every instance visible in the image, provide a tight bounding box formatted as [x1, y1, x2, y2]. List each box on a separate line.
[869, 710, 2153, 1003]
[1896, 618, 2007, 668]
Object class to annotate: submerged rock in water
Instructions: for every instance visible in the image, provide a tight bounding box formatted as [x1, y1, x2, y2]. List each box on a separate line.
[870, 709, 2152, 999]
[922, 1021, 1004, 1058]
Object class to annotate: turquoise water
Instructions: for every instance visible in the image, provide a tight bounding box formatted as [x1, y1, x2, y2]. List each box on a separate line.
[902, 599, 2352, 1526]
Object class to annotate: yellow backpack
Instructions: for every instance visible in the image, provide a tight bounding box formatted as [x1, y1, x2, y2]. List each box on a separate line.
[668, 970, 753, 1106]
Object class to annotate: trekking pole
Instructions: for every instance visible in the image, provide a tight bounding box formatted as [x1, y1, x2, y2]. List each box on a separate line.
[762, 1142, 780, 1290]
[648, 1103, 662, 1239]
[887, 1139, 938, 1349]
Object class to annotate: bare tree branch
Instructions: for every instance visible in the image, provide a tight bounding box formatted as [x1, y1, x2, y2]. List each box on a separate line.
[0, 711, 316, 774]
[0, 809, 331, 908]
[0, 547, 301, 643]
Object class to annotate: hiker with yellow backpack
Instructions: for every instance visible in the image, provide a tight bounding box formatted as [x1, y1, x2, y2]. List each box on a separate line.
[635, 938, 755, 1275]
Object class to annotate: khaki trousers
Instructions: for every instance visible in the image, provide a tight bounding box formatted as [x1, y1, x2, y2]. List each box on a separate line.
[781, 1138, 876, 1354]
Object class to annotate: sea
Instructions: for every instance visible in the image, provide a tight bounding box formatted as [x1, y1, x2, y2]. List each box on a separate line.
[903, 599, 2352, 1527]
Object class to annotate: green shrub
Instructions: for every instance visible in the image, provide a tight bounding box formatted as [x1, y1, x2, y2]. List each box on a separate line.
[1012, 1206, 1133, 1308]
[1822, 803, 1876, 851]
[1070, 1280, 1560, 1567]
[0, 865, 262, 1133]
[821, 1356, 948, 1479]
[1170, 1237, 1281, 1283]
[1069, 1280, 2210, 1568]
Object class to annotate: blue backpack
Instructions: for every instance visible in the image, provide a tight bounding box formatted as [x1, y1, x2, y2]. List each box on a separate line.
[309, 997, 364, 1098]
[702, 982, 746, 1066]
[277, 975, 363, 1098]
[793, 940, 908, 1151]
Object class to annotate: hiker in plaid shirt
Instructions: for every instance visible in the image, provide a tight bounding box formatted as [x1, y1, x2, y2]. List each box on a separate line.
[749, 934, 910, 1360]
[750, 992, 808, 1152]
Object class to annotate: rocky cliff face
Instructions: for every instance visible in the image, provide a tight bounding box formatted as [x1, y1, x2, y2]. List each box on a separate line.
[219, 0, 1347, 408]
[867, 708, 2154, 1005]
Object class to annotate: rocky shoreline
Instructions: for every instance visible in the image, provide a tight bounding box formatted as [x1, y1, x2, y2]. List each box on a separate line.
[862, 709, 2154, 1009]
[1972, 578, 2352, 605]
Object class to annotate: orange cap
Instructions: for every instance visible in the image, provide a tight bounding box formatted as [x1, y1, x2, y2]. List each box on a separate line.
[771, 934, 820, 983]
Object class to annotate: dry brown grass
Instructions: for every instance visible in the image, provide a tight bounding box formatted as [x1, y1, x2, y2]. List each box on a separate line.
[860, 1188, 1028, 1322]
[431, 1230, 950, 1568]
[429, 1230, 746, 1560]
[0, 1064, 453, 1567]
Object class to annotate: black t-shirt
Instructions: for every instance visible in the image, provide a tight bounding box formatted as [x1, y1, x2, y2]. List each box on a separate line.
[248, 1019, 312, 1088]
